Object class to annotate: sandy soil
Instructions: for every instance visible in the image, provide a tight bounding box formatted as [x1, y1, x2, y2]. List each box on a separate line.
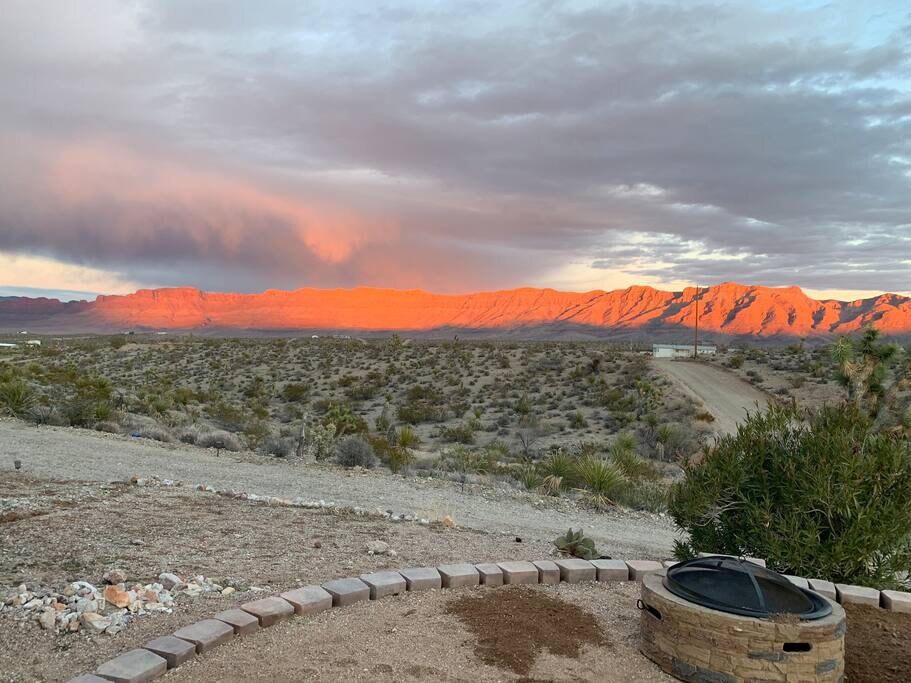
[166, 582, 674, 683]
[652, 359, 769, 435]
[0, 419, 678, 558]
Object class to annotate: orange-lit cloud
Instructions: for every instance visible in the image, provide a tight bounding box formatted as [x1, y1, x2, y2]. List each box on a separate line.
[47, 140, 397, 265]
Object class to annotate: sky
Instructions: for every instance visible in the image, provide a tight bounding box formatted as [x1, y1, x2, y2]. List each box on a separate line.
[1, 0, 909, 302]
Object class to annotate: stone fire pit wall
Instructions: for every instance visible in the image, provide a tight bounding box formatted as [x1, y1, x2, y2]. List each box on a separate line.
[639, 573, 845, 682]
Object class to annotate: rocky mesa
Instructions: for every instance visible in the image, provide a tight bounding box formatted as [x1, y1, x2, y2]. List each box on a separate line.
[1, 282, 909, 340]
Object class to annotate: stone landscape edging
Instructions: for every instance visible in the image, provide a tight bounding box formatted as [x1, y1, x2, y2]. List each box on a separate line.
[65, 557, 911, 683]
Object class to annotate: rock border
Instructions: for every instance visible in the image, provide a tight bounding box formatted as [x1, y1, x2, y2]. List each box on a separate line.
[65, 557, 911, 682]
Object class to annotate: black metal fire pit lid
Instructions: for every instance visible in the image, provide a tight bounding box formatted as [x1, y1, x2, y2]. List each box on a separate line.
[663, 555, 832, 620]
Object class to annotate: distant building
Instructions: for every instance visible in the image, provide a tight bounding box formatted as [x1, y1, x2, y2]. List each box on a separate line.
[652, 343, 716, 358]
[25, 339, 41, 346]
[0, 342, 19, 350]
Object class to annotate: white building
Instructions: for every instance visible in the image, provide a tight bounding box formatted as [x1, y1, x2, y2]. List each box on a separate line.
[0, 343, 19, 350]
[652, 343, 717, 358]
[25, 339, 41, 346]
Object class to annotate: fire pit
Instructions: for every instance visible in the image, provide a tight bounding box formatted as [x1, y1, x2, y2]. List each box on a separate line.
[639, 556, 845, 682]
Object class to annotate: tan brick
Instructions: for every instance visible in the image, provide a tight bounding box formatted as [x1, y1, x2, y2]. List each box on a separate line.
[590, 559, 629, 581]
[240, 596, 294, 626]
[533, 560, 561, 584]
[280, 585, 333, 615]
[142, 635, 196, 668]
[880, 589, 911, 613]
[173, 619, 234, 654]
[554, 558, 596, 583]
[322, 577, 371, 605]
[474, 563, 503, 586]
[360, 571, 407, 599]
[835, 583, 880, 607]
[399, 567, 442, 591]
[213, 608, 260, 635]
[625, 560, 662, 581]
[497, 561, 538, 584]
[437, 563, 479, 589]
[95, 649, 167, 683]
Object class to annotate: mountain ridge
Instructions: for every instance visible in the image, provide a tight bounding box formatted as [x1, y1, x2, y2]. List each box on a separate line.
[1, 282, 909, 340]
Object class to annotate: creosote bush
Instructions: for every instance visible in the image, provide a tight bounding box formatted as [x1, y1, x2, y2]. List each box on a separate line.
[670, 403, 911, 588]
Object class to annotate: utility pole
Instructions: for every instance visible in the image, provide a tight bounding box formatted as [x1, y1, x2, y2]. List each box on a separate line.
[693, 285, 700, 359]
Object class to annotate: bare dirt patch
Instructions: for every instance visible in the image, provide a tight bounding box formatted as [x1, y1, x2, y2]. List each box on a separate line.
[844, 603, 911, 683]
[0, 471, 555, 682]
[447, 585, 609, 677]
[165, 582, 673, 682]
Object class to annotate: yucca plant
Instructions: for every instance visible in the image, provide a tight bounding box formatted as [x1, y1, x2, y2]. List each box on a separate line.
[0, 380, 35, 418]
[553, 528, 599, 560]
[574, 456, 628, 509]
[611, 447, 659, 483]
[539, 450, 577, 491]
[516, 464, 542, 490]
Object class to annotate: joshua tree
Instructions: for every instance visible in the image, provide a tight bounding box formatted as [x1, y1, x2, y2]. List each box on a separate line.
[831, 327, 899, 420]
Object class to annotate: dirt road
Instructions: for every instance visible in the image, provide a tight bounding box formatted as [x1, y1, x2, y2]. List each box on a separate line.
[653, 359, 769, 435]
[0, 419, 678, 558]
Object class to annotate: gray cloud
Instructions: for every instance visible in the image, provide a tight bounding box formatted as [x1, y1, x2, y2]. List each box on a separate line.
[0, 0, 909, 296]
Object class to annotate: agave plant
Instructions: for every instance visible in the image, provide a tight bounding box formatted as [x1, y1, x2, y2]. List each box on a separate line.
[553, 528, 600, 560]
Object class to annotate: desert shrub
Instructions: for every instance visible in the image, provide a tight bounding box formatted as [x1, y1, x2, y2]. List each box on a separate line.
[138, 425, 174, 442]
[614, 481, 669, 512]
[259, 436, 293, 457]
[568, 410, 588, 429]
[198, 430, 243, 452]
[0, 379, 36, 418]
[439, 421, 476, 444]
[27, 405, 67, 426]
[176, 426, 200, 444]
[670, 403, 911, 588]
[94, 420, 122, 434]
[281, 382, 309, 402]
[727, 354, 744, 369]
[334, 435, 377, 468]
[553, 528, 600, 560]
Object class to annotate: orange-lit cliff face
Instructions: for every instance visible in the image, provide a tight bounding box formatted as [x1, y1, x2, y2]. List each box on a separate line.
[2, 282, 910, 339]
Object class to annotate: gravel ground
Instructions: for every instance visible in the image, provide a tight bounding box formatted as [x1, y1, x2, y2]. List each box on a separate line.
[166, 582, 674, 682]
[0, 473, 560, 682]
[0, 419, 679, 558]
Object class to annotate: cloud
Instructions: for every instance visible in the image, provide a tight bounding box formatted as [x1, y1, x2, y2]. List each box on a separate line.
[0, 1, 909, 297]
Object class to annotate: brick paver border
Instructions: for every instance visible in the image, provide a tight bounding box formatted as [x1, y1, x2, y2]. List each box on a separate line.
[65, 556, 910, 682]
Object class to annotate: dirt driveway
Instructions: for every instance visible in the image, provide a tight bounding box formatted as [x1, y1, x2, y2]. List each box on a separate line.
[653, 359, 769, 435]
[0, 419, 678, 559]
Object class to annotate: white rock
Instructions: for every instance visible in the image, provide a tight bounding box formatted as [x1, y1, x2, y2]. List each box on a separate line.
[38, 609, 57, 630]
[158, 572, 184, 591]
[365, 540, 391, 555]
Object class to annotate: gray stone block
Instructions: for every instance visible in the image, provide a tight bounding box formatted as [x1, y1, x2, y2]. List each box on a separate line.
[438, 563, 480, 589]
[836, 583, 880, 607]
[625, 560, 662, 581]
[554, 558, 596, 583]
[807, 578, 837, 601]
[322, 577, 371, 605]
[591, 559, 629, 581]
[172, 619, 234, 654]
[880, 589, 911, 613]
[497, 561, 539, 585]
[475, 563, 503, 586]
[360, 571, 407, 599]
[533, 560, 560, 584]
[95, 648, 167, 683]
[240, 596, 294, 627]
[142, 635, 196, 669]
[399, 567, 442, 591]
[280, 586, 333, 615]
[214, 608, 260, 635]
[784, 575, 809, 590]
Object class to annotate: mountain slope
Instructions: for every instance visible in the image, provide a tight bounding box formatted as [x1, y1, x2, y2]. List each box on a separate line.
[1, 282, 909, 339]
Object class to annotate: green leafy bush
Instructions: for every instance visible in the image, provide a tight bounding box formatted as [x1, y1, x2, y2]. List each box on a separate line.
[670, 403, 911, 588]
[553, 528, 599, 560]
[574, 456, 628, 510]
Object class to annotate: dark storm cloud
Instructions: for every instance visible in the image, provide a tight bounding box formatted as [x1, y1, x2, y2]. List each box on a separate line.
[0, 0, 908, 295]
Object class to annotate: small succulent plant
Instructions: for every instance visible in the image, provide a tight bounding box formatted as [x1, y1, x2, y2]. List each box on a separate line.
[553, 528, 600, 561]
